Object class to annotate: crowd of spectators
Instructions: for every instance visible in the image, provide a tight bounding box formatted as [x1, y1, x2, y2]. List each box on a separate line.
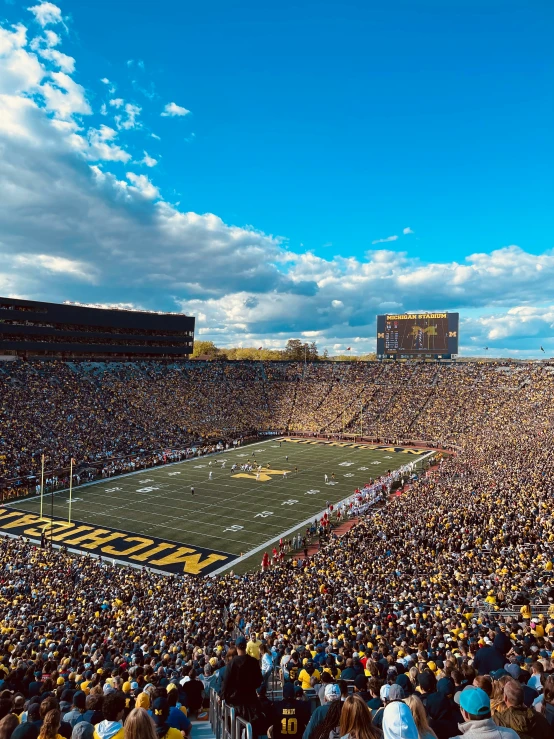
[2, 360, 552, 488]
[0, 359, 554, 737]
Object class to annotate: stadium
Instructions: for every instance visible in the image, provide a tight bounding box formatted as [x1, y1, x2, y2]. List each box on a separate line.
[1, 297, 554, 739]
[0, 1, 552, 738]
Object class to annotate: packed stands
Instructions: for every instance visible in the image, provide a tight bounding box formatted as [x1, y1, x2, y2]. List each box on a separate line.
[1, 359, 554, 739]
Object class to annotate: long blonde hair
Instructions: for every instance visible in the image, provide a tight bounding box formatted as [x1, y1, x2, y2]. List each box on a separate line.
[404, 696, 437, 739]
[38, 710, 61, 739]
[124, 708, 157, 739]
[491, 675, 513, 715]
[339, 695, 380, 739]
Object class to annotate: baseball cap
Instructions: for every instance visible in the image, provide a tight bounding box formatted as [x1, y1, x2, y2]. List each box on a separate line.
[505, 664, 521, 680]
[459, 687, 490, 716]
[380, 684, 391, 701]
[388, 685, 405, 701]
[235, 636, 247, 648]
[324, 684, 341, 702]
[454, 685, 476, 706]
[490, 669, 509, 680]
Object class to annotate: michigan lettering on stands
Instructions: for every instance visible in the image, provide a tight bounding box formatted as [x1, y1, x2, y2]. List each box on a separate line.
[284, 438, 427, 454]
[0, 508, 237, 576]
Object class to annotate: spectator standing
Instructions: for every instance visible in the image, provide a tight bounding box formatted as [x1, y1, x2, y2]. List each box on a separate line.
[92, 693, 125, 739]
[269, 683, 310, 739]
[494, 681, 553, 738]
[452, 688, 518, 739]
[403, 695, 437, 739]
[122, 709, 156, 739]
[381, 702, 419, 739]
[221, 636, 263, 729]
[339, 695, 380, 739]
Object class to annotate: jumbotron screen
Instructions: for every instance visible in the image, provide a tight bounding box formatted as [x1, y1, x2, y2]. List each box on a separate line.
[376, 312, 459, 357]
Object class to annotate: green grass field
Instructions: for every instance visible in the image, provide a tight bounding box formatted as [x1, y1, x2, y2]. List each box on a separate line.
[7, 438, 431, 574]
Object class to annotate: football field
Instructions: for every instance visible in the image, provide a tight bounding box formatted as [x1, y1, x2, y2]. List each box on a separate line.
[2, 438, 432, 576]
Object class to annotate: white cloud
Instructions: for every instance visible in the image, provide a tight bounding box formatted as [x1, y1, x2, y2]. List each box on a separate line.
[28, 2, 64, 27]
[29, 28, 75, 72]
[403, 227, 414, 235]
[0, 24, 45, 94]
[371, 235, 398, 245]
[115, 102, 141, 130]
[140, 151, 157, 167]
[15, 254, 97, 282]
[100, 77, 110, 85]
[86, 125, 130, 162]
[109, 97, 124, 109]
[42, 71, 91, 118]
[161, 101, 190, 117]
[0, 3, 553, 358]
[38, 46, 74, 72]
[126, 172, 160, 199]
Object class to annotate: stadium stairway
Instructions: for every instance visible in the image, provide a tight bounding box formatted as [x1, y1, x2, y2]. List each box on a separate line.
[192, 720, 217, 739]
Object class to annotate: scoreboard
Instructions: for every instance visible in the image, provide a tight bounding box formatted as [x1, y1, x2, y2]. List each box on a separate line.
[376, 312, 459, 359]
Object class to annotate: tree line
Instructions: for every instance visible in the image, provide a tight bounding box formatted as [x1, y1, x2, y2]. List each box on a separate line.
[191, 339, 376, 362]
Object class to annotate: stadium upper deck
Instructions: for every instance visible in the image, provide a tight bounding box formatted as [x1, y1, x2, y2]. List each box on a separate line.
[0, 296, 195, 359]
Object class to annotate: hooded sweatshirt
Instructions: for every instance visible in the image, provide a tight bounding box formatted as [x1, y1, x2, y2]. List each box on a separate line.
[382, 702, 418, 739]
[93, 721, 124, 739]
[453, 718, 519, 738]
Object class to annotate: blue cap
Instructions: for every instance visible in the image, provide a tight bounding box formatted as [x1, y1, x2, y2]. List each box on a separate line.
[235, 636, 247, 648]
[459, 687, 490, 716]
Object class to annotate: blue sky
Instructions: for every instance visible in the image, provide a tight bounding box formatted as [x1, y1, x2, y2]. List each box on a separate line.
[0, 0, 553, 355]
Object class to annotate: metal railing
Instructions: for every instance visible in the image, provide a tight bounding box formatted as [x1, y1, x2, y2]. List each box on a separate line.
[475, 600, 553, 618]
[210, 690, 253, 739]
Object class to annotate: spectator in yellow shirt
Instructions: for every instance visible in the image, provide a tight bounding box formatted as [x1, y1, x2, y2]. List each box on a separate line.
[298, 661, 320, 690]
[246, 633, 262, 661]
